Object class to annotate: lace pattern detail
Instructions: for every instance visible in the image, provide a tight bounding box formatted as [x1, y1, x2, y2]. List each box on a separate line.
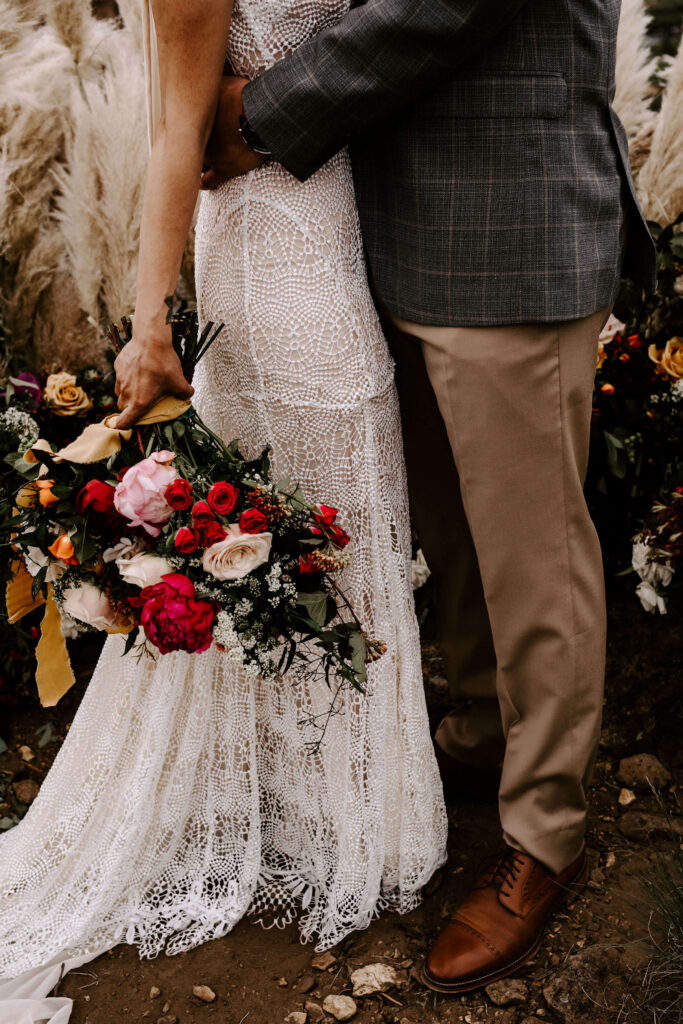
[0, 0, 447, 977]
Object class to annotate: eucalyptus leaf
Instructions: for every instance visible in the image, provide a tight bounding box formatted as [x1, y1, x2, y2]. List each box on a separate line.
[297, 590, 328, 627]
[349, 631, 367, 686]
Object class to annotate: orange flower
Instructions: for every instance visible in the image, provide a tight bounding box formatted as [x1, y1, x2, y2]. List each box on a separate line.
[596, 344, 607, 369]
[15, 483, 39, 508]
[601, 382, 615, 395]
[48, 534, 79, 565]
[648, 337, 683, 381]
[36, 480, 59, 507]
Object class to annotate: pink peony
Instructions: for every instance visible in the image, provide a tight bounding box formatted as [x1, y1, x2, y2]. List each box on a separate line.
[131, 573, 217, 655]
[113, 451, 178, 536]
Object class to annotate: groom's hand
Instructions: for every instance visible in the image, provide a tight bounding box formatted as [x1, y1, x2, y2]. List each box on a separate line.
[201, 76, 267, 188]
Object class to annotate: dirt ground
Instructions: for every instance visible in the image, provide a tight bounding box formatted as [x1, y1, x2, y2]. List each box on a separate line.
[2, 582, 681, 1024]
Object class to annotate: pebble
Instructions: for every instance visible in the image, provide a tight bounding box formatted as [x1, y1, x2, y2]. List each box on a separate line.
[350, 963, 400, 997]
[298, 974, 316, 993]
[149, 986, 161, 999]
[617, 787, 636, 807]
[278, 977, 288, 987]
[162, 1001, 171, 1013]
[284, 1014, 307, 1024]
[192, 984, 216, 1002]
[11, 779, 40, 804]
[156, 1017, 177, 1024]
[305, 1001, 324, 1022]
[616, 753, 671, 791]
[18, 745, 34, 762]
[311, 951, 336, 971]
[619, 811, 683, 841]
[485, 978, 529, 1006]
[322, 994, 357, 1021]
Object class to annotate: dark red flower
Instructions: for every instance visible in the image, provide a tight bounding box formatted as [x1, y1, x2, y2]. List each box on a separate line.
[201, 521, 228, 547]
[299, 554, 320, 574]
[130, 573, 217, 655]
[174, 526, 200, 554]
[76, 479, 116, 516]
[191, 500, 215, 529]
[239, 508, 268, 534]
[328, 523, 350, 549]
[313, 504, 338, 528]
[207, 481, 239, 516]
[165, 477, 193, 511]
[117, 466, 130, 482]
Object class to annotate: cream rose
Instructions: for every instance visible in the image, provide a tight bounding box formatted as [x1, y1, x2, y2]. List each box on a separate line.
[116, 552, 174, 589]
[598, 314, 625, 345]
[648, 337, 683, 381]
[61, 582, 118, 630]
[202, 524, 272, 581]
[44, 371, 93, 417]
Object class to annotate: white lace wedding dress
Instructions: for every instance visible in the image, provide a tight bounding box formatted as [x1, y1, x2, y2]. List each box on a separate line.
[0, 1, 447, 1020]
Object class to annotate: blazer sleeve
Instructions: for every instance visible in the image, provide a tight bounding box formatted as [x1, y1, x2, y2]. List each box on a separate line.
[241, 0, 532, 181]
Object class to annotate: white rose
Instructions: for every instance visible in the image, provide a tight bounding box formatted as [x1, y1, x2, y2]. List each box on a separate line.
[103, 537, 145, 563]
[635, 580, 667, 615]
[115, 552, 174, 589]
[652, 560, 674, 588]
[61, 582, 118, 630]
[202, 525, 272, 581]
[411, 549, 431, 590]
[631, 539, 652, 581]
[24, 545, 65, 584]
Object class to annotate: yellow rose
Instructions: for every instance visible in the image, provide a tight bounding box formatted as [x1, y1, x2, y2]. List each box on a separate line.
[596, 343, 607, 369]
[648, 337, 683, 381]
[44, 371, 92, 417]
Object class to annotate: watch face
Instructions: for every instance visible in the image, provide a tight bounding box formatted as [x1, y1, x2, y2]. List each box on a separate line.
[239, 113, 271, 156]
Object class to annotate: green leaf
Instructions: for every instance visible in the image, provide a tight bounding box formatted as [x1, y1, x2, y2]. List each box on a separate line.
[0, 736, 7, 754]
[35, 722, 57, 747]
[123, 627, 141, 656]
[296, 590, 328, 627]
[0, 817, 16, 831]
[31, 565, 47, 600]
[71, 528, 97, 564]
[604, 431, 627, 480]
[349, 631, 367, 686]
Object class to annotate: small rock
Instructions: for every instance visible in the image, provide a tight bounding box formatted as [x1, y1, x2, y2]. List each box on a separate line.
[17, 746, 34, 762]
[485, 978, 529, 1006]
[618, 787, 636, 807]
[604, 852, 616, 869]
[619, 811, 683, 841]
[11, 779, 40, 804]
[322, 994, 357, 1021]
[299, 974, 316, 993]
[543, 950, 608, 1023]
[156, 1017, 177, 1024]
[149, 986, 161, 999]
[284, 1014, 307, 1024]
[350, 963, 400, 997]
[192, 985, 216, 1002]
[278, 977, 288, 987]
[616, 754, 671, 791]
[304, 1001, 324, 1022]
[311, 951, 336, 971]
[162, 1001, 171, 1013]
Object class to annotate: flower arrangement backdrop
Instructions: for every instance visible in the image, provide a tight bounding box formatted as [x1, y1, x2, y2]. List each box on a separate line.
[0, 0, 681, 714]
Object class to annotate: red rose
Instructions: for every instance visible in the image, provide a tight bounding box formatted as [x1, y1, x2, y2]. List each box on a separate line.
[174, 526, 200, 554]
[201, 521, 228, 547]
[165, 478, 193, 511]
[329, 523, 350, 549]
[131, 573, 217, 655]
[239, 508, 268, 534]
[299, 554, 320, 574]
[191, 500, 215, 528]
[313, 504, 338, 528]
[76, 479, 116, 516]
[116, 466, 130, 482]
[207, 481, 239, 516]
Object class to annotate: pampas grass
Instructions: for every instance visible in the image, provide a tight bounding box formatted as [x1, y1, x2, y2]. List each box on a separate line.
[638, 35, 683, 225]
[614, 0, 658, 142]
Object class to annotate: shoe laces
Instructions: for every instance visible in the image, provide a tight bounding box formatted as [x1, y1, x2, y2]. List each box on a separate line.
[476, 845, 527, 899]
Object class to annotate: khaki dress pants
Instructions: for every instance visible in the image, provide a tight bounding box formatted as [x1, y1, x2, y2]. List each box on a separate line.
[383, 306, 611, 875]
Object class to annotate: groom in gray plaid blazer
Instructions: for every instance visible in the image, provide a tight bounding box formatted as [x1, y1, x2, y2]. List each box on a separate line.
[203, 0, 657, 994]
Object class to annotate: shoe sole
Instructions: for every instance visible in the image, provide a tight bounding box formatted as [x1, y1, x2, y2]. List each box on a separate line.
[421, 859, 590, 995]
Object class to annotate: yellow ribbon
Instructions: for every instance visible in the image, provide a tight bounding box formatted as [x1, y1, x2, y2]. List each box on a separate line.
[7, 395, 192, 706]
[35, 584, 75, 707]
[55, 396, 192, 464]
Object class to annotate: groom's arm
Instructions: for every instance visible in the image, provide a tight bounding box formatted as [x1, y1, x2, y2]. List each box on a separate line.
[241, 0, 532, 181]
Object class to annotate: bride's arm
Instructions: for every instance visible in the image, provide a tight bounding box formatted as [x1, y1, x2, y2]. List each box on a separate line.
[115, 0, 233, 430]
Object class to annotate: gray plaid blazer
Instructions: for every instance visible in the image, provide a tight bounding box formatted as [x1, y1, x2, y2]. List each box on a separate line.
[242, 0, 657, 326]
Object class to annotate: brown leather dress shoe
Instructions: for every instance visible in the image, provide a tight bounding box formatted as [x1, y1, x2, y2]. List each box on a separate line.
[433, 742, 501, 803]
[423, 843, 589, 993]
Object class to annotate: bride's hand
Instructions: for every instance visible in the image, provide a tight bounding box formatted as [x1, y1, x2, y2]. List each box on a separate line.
[114, 323, 194, 431]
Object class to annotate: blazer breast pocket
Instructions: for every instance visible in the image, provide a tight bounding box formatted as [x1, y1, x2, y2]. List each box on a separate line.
[412, 71, 568, 120]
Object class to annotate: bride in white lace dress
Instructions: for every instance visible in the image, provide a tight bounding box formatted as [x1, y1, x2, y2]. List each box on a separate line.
[0, 0, 446, 1019]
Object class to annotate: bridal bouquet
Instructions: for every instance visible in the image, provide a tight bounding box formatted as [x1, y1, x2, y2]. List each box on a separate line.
[2, 312, 383, 711]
